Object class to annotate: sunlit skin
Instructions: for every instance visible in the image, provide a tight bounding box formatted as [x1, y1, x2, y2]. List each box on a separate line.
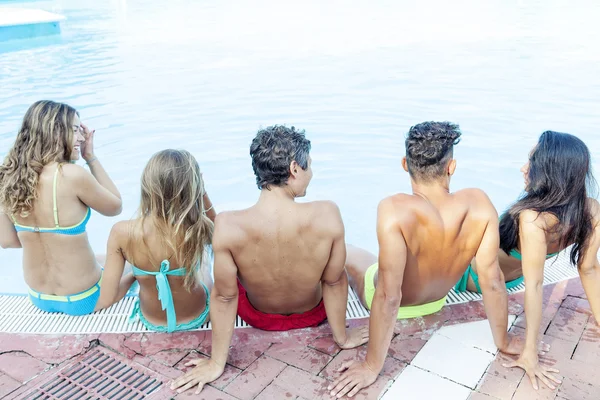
[0, 111, 122, 299]
[496, 145, 600, 391]
[170, 155, 368, 395]
[328, 154, 520, 398]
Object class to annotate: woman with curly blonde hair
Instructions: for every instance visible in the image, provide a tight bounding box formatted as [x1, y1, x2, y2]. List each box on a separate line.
[96, 149, 216, 332]
[0, 100, 123, 315]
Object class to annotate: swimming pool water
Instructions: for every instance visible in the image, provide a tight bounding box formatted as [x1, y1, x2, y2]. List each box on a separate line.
[1, 0, 599, 293]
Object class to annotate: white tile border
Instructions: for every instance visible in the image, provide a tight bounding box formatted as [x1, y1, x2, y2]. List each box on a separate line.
[380, 315, 517, 400]
[382, 365, 472, 400]
[411, 333, 495, 388]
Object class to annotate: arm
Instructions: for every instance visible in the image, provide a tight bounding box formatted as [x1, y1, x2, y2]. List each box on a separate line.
[74, 165, 122, 216]
[203, 192, 217, 223]
[95, 222, 134, 310]
[200, 173, 216, 223]
[520, 212, 548, 359]
[577, 208, 600, 323]
[503, 211, 561, 390]
[321, 203, 367, 348]
[365, 199, 406, 372]
[171, 214, 239, 394]
[329, 198, 406, 398]
[76, 123, 122, 216]
[474, 205, 509, 350]
[86, 158, 121, 200]
[0, 212, 21, 249]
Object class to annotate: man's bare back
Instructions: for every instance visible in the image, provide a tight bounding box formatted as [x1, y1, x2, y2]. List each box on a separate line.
[331, 121, 514, 399]
[172, 125, 368, 395]
[217, 198, 342, 314]
[382, 188, 494, 305]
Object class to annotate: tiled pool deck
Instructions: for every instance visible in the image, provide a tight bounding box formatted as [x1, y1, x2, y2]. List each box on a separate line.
[0, 278, 596, 399]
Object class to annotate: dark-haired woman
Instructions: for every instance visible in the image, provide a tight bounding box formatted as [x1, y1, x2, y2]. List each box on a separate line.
[495, 131, 600, 390]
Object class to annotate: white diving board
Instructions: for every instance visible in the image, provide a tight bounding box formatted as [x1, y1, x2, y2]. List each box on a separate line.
[0, 8, 66, 41]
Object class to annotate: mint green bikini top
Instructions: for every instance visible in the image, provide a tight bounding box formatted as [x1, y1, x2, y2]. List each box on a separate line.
[500, 214, 560, 261]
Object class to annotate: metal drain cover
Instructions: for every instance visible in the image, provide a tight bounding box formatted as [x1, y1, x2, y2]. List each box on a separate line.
[8, 346, 171, 399]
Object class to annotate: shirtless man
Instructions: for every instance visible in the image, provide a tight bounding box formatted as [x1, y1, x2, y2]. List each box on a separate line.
[329, 121, 523, 398]
[171, 125, 369, 395]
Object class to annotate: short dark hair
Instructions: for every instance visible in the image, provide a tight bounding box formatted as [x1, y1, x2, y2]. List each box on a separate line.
[405, 121, 462, 181]
[250, 125, 311, 190]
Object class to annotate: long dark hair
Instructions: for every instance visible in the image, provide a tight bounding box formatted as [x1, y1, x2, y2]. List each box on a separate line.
[499, 131, 597, 265]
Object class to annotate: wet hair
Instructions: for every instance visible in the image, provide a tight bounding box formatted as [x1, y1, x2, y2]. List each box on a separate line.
[0, 100, 78, 217]
[499, 131, 597, 265]
[129, 149, 213, 289]
[249, 125, 311, 190]
[405, 121, 462, 182]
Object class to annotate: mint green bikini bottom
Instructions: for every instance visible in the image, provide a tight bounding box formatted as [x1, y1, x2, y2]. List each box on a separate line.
[454, 249, 558, 294]
[129, 282, 210, 332]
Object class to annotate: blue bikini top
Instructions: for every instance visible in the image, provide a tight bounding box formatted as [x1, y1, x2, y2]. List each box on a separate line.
[12, 166, 91, 235]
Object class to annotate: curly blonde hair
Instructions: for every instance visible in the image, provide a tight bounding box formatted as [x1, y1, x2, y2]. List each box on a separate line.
[0, 100, 78, 217]
[128, 149, 214, 289]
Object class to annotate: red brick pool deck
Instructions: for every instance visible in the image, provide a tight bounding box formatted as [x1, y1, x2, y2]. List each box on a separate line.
[0, 278, 597, 399]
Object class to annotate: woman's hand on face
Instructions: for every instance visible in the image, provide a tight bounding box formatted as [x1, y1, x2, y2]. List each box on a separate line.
[80, 123, 96, 161]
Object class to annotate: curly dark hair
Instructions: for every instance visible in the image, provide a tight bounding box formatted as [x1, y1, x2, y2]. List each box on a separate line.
[405, 121, 462, 182]
[249, 125, 311, 190]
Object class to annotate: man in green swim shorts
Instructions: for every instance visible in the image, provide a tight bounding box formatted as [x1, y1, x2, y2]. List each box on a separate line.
[330, 121, 524, 398]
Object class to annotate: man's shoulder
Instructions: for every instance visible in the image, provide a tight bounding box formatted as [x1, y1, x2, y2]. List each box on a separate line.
[214, 209, 246, 229]
[303, 200, 341, 215]
[453, 188, 492, 203]
[302, 200, 344, 233]
[212, 212, 248, 252]
[453, 188, 497, 217]
[378, 193, 420, 218]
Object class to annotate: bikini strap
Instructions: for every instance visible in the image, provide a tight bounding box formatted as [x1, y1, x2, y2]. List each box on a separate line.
[155, 260, 178, 332]
[52, 165, 61, 228]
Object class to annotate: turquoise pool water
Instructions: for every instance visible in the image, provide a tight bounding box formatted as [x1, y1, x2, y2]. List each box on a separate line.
[1, 0, 599, 293]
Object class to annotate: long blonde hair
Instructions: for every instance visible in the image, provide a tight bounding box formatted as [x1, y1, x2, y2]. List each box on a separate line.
[130, 149, 213, 289]
[0, 100, 78, 217]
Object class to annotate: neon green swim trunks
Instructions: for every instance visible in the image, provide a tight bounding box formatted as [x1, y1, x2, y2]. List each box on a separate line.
[364, 263, 447, 319]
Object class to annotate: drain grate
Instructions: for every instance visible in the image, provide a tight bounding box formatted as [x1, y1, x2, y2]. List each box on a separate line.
[8, 347, 167, 400]
[0, 252, 579, 334]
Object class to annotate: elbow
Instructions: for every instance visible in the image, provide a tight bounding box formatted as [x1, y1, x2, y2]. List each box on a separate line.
[478, 266, 505, 293]
[384, 295, 402, 310]
[579, 263, 598, 278]
[214, 291, 238, 304]
[323, 276, 345, 288]
[525, 278, 543, 293]
[106, 200, 123, 217]
[94, 297, 112, 311]
[0, 239, 21, 249]
[379, 288, 402, 311]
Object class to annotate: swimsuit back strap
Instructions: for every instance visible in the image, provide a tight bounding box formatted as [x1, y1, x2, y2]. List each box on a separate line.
[155, 260, 176, 332]
[130, 260, 187, 332]
[148, 260, 186, 332]
[52, 165, 60, 228]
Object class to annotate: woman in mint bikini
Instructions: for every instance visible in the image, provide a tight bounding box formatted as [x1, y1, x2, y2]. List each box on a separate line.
[462, 131, 600, 390]
[96, 149, 216, 332]
[0, 100, 123, 315]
